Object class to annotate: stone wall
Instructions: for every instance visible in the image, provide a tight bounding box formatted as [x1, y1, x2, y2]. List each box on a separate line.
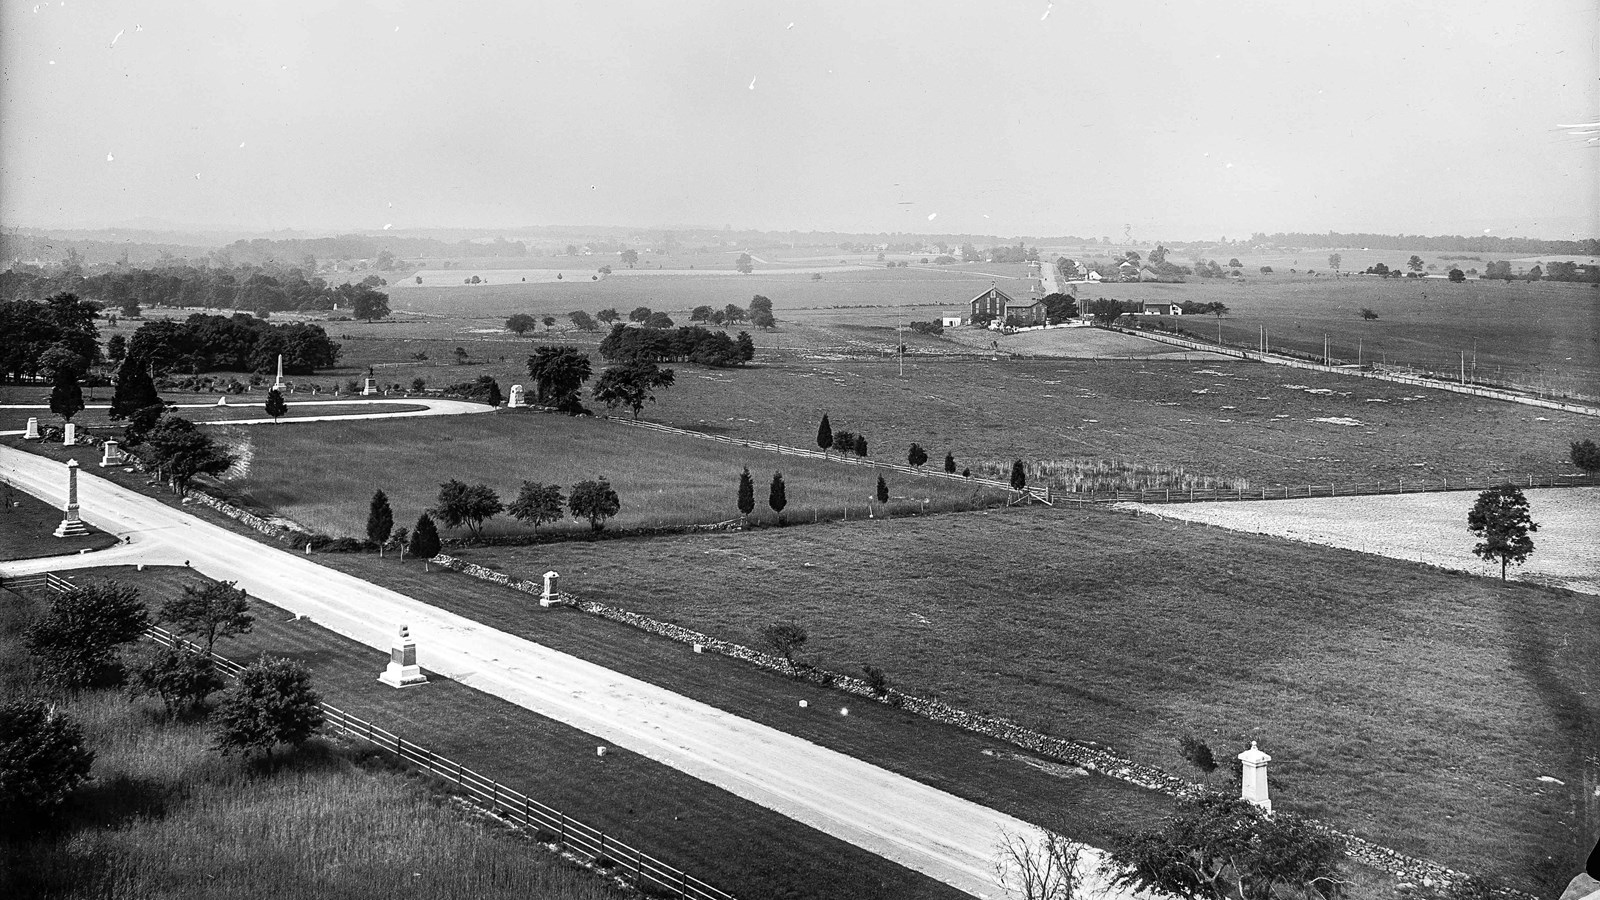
[184, 490, 285, 538]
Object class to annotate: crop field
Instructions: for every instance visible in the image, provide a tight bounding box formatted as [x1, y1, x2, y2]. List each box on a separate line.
[453, 505, 1599, 894]
[214, 412, 1007, 538]
[1129, 487, 1600, 595]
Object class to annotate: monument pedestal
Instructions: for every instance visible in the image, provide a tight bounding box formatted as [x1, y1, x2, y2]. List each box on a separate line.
[378, 625, 428, 687]
[361, 377, 378, 396]
[23, 417, 40, 440]
[54, 459, 92, 537]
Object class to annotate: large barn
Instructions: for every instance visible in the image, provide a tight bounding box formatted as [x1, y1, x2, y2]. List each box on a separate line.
[969, 283, 1045, 326]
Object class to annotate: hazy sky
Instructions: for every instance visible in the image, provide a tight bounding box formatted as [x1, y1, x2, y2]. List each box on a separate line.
[2, 1, 1596, 240]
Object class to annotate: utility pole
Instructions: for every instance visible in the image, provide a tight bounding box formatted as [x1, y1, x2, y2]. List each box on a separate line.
[1324, 334, 1330, 366]
[898, 322, 904, 377]
[1358, 338, 1362, 368]
[1460, 350, 1465, 385]
[1258, 324, 1264, 354]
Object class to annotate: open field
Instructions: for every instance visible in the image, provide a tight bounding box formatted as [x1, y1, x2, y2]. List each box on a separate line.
[452, 505, 1599, 894]
[213, 412, 1008, 537]
[0, 398, 428, 433]
[3, 566, 960, 900]
[1127, 487, 1600, 595]
[0, 480, 118, 559]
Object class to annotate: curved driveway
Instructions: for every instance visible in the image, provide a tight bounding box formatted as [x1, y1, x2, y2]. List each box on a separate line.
[0, 445, 1132, 899]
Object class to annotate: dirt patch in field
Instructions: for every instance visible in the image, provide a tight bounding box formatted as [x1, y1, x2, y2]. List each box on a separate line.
[1121, 487, 1600, 595]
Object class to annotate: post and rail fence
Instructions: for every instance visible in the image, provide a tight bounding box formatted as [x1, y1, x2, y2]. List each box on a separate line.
[0, 574, 735, 900]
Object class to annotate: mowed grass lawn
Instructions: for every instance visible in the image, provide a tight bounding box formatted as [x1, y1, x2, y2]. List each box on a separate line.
[0, 484, 119, 559]
[455, 507, 1599, 894]
[215, 412, 1006, 537]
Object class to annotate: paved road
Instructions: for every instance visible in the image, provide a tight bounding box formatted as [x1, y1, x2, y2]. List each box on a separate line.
[0, 445, 1132, 899]
[0, 397, 495, 434]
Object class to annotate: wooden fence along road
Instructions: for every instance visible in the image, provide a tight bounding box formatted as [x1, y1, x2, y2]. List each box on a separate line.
[0, 571, 735, 900]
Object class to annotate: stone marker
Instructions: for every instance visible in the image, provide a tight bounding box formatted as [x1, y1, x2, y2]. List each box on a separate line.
[99, 439, 125, 467]
[62, 422, 76, 446]
[272, 353, 286, 391]
[540, 570, 560, 607]
[798, 700, 808, 708]
[217, 395, 228, 406]
[361, 376, 377, 396]
[1238, 741, 1272, 813]
[596, 746, 607, 757]
[693, 642, 703, 653]
[508, 384, 525, 408]
[23, 417, 40, 440]
[840, 707, 849, 716]
[53, 459, 91, 538]
[377, 624, 429, 688]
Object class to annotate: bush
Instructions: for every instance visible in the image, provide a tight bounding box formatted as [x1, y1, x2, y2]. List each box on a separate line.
[210, 656, 324, 761]
[861, 664, 889, 696]
[1179, 734, 1219, 772]
[25, 582, 149, 692]
[0, 698, 96, 830]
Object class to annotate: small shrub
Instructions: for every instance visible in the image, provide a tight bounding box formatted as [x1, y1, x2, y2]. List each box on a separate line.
[1178, 734, 1218, 772]
[861, 664, 889, 696]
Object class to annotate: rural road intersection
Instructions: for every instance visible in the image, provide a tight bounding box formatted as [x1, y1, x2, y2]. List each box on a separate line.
[1, 444, 1135, 900]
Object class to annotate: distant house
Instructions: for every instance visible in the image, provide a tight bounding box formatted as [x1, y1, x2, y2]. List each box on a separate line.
[940, 314, 963, 328]
[1141, 301, 1179, 316]
[969, 283, 1045, 326]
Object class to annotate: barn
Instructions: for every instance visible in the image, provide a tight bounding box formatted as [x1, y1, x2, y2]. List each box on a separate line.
[969, 283, 1045, 326]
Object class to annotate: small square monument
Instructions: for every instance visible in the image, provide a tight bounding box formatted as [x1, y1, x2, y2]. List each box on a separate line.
[508, 384, 525, 408]
[378, 624, 429, 688]
[62, 423, 77, 446]
[99, 439, 126, 467]
[23, 417, 40, 440]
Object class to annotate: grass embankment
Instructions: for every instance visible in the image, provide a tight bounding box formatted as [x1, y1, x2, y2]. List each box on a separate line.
[215, 413, 1006, 537]
[0, 481, 118, 559]
[448, 506, 1598, 895]
[3, 567, 967, 900]
[0, 579, 619, 900]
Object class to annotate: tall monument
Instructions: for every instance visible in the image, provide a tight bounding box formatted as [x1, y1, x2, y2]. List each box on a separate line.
[272, 354, 286, 391]
[53, 459, 92, 538]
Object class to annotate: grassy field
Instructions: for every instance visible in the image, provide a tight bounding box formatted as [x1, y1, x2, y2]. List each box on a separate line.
[451, 505, 1598, 895]
[213, 412, 1008, 538]
[4, 566, 968, 900]
[0, 479, 118, 559]
[0, 578, 621, 900]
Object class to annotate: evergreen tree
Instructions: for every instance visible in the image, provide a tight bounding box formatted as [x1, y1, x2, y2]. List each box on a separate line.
[876, 474, 889, 506]
[737, 467, 755, 519]
[736, 331, 755, 363]
[49, 370, 84, 424]
[110, 358, 161, 420]
[816, 413, 832, 454]
[264, 388, 287, 423]
[768, 472, 787, 525]
[907, 443, 928, 467]
[1010, 459, 1027, 491]
[944, 452, 956, 474]
[407, 513, 442, 567]
[854, 434, 868, 457]
[367, 490, 394, 555]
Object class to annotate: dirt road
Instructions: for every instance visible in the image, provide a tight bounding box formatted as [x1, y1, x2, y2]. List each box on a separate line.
[0, 397, 493, 434]
[0, 445, 1133, 899]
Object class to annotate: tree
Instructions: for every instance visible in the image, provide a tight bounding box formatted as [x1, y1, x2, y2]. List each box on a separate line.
[159, 580, 253, 655]
[106, 332, 127, 363]
[110, 358, 162, 421]
[1571, 439, 1600, 472]
[853, 434, 868, 457]
[628, 306, 653, 323]
[367, 490, 394, 554]
[1010, 459, 1027, 491]
[25, 581, 150, 692]
[569, 477, 621, 532]
[593, 360, 675, 419]
[736, 467, 756, 520]
[736, 331, 755, 363]
[832, 429, 855, 457]
[723, 304, 746, 325]
[759, 622, 807, 670]
[453, 346, 469, 365]
[349, 286, 389, 322]
[1327, 253, 1342, 272]
[1107, 793, 1344, 900]
[49, 366, 84, 425]
[264, 387, 287, 423]
[875, 474, 889, 506]
[506, 313, 537, 335]
[1467, 485, 1538, 580]
[944, 452, 956, 474]
[749, 295, 776, 328]
[1360, 308, 1379, 320]
[1260, 266, 1274, 274]
[736, 252, 754, 274]
[526, 346, 593, 411]
[644, 311, 675, 329]
[816, 413, 833, 454]
[0, 699, 95, 829]
[1447, 268, 1466, 283]
[1228, 258, 1244, 268]
[210, 656, 324, 761]
[994, 827, 1085, 900]
[407, 513, 441, 563]
[1407, 255, 1425, 273]
[432, 480, 504, 538]
[138, 416, 235, 495]
[907, 443, 928, 467]
[620, 249, 639, 268]
[596, 307, 620, 325]
[568, 310, 597, 332]
[768, 472, 787, 524]
[130, 644, 225, 717]
[691, 305, 714, 322]
[1086, 298, 1129, 325]
[542, 315, 556, 332]
[508, 481, 565, 531]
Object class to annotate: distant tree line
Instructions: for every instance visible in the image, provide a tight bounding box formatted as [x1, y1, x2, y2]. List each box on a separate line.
[1247, 230, 1598, 255]
[598, 323, 755, 368]
[1, 264, 391, 318]
[120, 314, 341, 377]
[0, 292, 101, 383]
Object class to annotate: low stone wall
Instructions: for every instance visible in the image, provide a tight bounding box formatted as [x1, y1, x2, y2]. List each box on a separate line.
[184, 490, 284, 538]
[417, 554, 1502, 892]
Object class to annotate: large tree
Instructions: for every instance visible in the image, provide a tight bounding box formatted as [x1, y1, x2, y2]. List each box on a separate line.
[407, 513, 442, 563]
[1572, 438, 1600, 472]
[366, 490, 394, 554]
[526, 346, 593, 411]
[507, 481, 565, 532]
[1467, 485, 1538, 580]
[210, 656, 324, 762]
[432, 480, 504, 538]
[1010, 459, 1028, 491]
[138, 416, 235, 495]
[737, 467, 755, 520]
[0, 699, 96, 830]
[25, 581, 150, 692]
[506, 313, 537, 335]
[159, 579, 253, 655]
[768, 472, 787, 525]
[130, 644, 225, 717]
[749, 294, 776, 328]
[568, 477, 621, 532]
[816, 413, 833, 454]
[907, 443, 928, 468]
[110, 358, 163, 421]
[735, 252, 754, 274]
[593, 360, 675, 419]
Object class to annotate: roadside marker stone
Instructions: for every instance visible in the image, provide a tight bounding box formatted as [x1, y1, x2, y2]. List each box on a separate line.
[1238, 741, 1272, 813]
[62, 422, 77, 446]
[540, 570, 560, 606]
[378, 624, 429, 688]
[23, 417, 40, 440]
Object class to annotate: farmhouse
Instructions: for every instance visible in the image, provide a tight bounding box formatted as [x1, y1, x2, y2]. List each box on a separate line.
[1139, 302, 1180, 316]
[969, 283, 1045, 326]
[940, 314, 963, 328]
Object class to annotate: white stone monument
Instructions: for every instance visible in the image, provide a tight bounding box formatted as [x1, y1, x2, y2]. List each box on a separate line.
[272, 354, 286, 391]
[99, 439, 126, 467]
[23, 417, 40, 440]
[62, 423, 77, 446]
[217, 395, 228, 406]
[361, 375, 378, 396]
[508, 384, 525, 408]
[377, 624, 428, 688]
[53, 459, 92, 538]
[1238, 741, 1272, 813]
[540, 570, 560, 607]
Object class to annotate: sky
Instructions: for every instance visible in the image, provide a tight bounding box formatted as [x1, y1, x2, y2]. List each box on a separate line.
[2, 0, 1596, 241]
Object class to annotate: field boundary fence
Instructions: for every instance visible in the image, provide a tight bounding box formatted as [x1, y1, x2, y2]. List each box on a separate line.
[1106, 326, 1600, 416]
